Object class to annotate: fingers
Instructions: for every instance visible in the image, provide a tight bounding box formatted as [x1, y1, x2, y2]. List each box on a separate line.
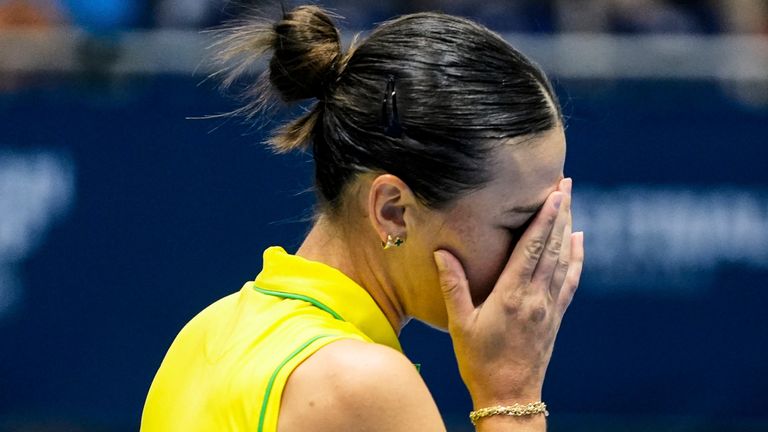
[550, 178, 572, 298]
[531, 179, 571, 289]
[434, 250, 474, 325]
[505, 191, 563, 285]
[558, 231, 584, 311]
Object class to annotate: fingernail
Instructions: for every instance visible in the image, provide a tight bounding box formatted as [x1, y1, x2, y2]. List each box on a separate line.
[552, 193, 563, 210]
[563, 178, 572, 194]
[575, 231, 584, 243]
[433, 251, 446, 272]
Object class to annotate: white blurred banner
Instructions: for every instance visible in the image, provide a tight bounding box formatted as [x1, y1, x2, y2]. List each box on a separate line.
[573, 185, 768, 295]
[0, 30, 766, 81]
[0, 150, 75, 319]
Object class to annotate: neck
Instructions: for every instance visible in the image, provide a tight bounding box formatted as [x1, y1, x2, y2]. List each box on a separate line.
[295, 216, 407, 334]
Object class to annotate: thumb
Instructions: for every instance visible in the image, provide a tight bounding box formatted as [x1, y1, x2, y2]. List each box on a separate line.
[433, 250, 474, 323]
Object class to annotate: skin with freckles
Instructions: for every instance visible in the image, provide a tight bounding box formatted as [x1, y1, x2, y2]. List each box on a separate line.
[281, 124, 575, 432]
[296, 124, 566, 332]
[392, 125, 567, 329]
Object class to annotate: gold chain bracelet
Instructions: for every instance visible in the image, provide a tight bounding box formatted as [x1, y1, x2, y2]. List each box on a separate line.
[469, 402, 549, 425]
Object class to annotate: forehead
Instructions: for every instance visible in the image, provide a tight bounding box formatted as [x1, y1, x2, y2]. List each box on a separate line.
[463, 126, 566, 212]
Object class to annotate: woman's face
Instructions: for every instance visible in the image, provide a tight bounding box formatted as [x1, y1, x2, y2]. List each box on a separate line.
[400, 125, 566, 329]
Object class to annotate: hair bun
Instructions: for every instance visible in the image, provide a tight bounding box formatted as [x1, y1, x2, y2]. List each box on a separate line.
[270, 5, 341, 101]
[209, 5, 343, 152]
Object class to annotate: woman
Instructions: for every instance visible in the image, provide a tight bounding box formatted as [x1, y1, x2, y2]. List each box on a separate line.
[142, 5, 584, 432]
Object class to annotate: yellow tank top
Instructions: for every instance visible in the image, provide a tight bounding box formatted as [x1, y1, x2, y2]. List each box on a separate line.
[141, 246, 402, 432]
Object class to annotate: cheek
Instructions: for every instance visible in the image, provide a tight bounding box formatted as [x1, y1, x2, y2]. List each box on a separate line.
[448, 223, 516, 306]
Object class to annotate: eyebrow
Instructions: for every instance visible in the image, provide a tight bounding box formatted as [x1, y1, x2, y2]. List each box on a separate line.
[504, 201, 546, 215]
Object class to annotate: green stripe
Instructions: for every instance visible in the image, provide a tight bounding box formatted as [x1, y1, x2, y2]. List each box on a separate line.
[257, 334, 334, 432]
[253, 286, 344, 321]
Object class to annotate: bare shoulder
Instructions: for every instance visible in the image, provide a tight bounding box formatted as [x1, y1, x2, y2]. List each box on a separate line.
[277, 338, 445, 432]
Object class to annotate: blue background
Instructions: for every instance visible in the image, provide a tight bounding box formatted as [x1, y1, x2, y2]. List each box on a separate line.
[0, 76, 766, 431]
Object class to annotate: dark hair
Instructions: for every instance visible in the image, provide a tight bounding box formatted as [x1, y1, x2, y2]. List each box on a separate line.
[213, 5, 561, 214]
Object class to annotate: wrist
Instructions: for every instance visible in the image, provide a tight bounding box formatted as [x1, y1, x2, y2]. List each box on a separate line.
[470, 401, 549, 431]
[469, 388, 543, 410]
[471, 396, 542, 411]
[463, 369, 544, 408]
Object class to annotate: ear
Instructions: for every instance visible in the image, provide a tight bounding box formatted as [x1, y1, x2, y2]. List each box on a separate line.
[367, 174, 416, 244]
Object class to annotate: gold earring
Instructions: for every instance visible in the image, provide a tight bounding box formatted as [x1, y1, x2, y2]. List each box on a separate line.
[382, 234, 405, 250]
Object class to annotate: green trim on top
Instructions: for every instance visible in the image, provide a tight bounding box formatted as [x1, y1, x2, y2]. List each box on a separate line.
[253, 286, 344, 321]
[257, 334, 334, 432]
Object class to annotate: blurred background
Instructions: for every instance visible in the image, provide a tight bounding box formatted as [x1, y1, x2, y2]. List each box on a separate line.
[1, 0, 767, 431]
